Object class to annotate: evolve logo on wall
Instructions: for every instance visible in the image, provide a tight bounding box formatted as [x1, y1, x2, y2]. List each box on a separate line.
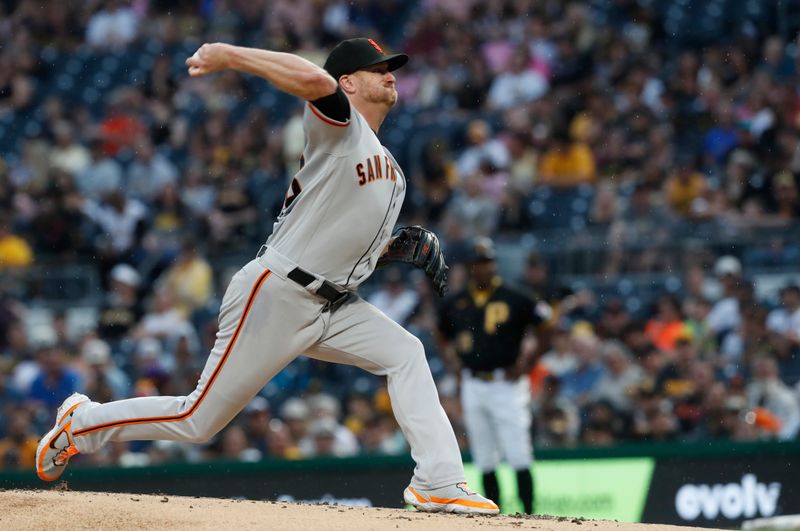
[674, 474, 781, 521]
[642, 459, 797, 527]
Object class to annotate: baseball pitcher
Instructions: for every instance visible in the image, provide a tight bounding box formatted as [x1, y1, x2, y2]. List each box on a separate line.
[36, 38, 498, 514]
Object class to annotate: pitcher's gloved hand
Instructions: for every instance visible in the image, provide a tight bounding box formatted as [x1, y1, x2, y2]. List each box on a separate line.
[377, 226, 449, 297]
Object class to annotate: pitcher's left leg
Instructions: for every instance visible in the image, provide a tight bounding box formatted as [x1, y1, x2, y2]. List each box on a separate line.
[305, 298, 498, 514]
[306, 299, 463, 489]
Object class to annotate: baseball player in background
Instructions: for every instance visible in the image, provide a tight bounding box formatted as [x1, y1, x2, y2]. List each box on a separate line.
[438, 238, 552, 514]
[35, 37, 498, 515]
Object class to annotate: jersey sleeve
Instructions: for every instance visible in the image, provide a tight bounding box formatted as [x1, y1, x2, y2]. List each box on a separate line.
[304, 86, 356, 154]
[437, 298, 456, 340]
[310, 88, 350, 122]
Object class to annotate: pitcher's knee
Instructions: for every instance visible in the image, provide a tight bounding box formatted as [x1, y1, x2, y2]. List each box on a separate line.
[382, 333, 426, 373]
[399, 334, 426, 365]
[182, 418, 222, 443]
[379, 331, 430, 376]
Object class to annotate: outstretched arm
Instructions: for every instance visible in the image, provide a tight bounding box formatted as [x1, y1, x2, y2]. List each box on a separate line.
[186, 43, 338, 101]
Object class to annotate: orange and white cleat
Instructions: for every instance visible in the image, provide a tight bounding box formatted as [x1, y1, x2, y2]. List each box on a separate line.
[404, 482, 499, 515]
[36, 393, 90, 481]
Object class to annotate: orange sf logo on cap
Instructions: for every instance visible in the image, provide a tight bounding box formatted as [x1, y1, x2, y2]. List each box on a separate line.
[368, 39, 384, 54]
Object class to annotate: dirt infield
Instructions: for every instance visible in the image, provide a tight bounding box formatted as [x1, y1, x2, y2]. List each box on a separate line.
[1, 490, 722, 530]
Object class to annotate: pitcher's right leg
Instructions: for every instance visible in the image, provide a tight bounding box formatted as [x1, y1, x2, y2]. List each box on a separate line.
[67, 260, 324, 455]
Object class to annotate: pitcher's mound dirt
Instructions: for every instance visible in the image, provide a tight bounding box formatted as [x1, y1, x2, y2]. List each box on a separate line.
[1, 490, 721, 530]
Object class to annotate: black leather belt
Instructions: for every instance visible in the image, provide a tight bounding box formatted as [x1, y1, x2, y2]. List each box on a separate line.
[467, 368, 510, 381]
[287, 267, 351, 312]
[256, 246, 351, 311]
[471, 370, 499, 381]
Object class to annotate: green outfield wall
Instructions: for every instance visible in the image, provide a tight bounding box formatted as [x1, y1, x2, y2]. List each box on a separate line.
[3, 440, 798, 528]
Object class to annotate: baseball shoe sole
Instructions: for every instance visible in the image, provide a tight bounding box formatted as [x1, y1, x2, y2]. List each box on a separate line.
[36, 393, 90, 481]
[404, 482, 499, 515]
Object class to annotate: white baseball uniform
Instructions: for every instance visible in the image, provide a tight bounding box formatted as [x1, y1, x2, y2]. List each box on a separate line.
[438, 277, 542, 513]
[439, 283, 538, 473]
[461, 371, 533, 471]
[70, 98, 466, 490]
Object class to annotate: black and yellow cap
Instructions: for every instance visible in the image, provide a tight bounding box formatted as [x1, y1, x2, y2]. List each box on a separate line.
[324, 38, 408, 79]
[470, 237, 496, 262]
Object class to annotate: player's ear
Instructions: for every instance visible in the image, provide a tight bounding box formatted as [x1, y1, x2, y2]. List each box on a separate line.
[339, 74, 357, 95]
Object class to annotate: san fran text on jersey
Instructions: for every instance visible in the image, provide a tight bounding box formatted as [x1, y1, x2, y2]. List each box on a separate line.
[356, 154, 399, 185]
[266, 104, 406, 288]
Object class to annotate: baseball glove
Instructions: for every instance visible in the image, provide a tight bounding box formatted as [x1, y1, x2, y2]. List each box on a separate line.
[377, 226, 449, 296]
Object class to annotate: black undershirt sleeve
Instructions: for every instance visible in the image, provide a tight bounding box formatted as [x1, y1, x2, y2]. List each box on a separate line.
[310, 86, 351, 123]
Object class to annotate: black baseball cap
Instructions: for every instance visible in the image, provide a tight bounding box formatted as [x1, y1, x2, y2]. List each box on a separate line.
[469, 237, 496, 262]
[324, 38, 408, 80]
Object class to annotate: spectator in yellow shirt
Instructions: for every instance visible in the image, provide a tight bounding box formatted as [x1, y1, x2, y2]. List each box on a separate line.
[0, 410, 39, 469]
[539, 129, 596, 187]
[0, 217, 33, 269]
[158, 238, 213, 318]
[665, 155, 707, 217]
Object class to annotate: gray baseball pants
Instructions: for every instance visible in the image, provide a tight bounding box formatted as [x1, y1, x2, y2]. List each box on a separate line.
[71, 246, 465, 489]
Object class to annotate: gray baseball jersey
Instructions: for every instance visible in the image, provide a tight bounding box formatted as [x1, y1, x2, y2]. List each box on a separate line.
[267, 102, 406, 288]
[65, 96, 466, 492]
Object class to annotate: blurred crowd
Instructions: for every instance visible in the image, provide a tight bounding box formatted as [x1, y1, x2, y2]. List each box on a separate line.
[2, 0, 800, 470]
